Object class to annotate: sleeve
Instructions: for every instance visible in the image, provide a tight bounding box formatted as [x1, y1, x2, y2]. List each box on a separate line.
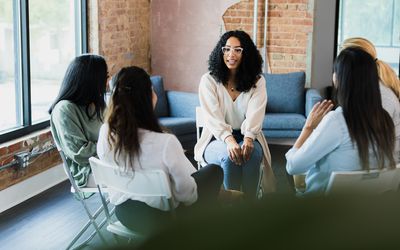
[198, 74, 232, 141]
[96, 124, 108, 160]
[285, 112, 343, 175]
[52, 104, 97, 167]
[241, 76, 267, 139]
[163, 135, 198, 206]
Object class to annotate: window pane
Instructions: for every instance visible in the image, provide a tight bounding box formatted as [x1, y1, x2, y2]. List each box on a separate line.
[394, 1, 400, 47]
[338, 0, 399, 76]
[29, 0, 79, 123]
[0, 0, 20, 132]
[340, 0, 393, 46]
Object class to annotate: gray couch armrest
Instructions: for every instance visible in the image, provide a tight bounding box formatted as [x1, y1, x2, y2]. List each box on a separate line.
[305, 89, 323, 117]
[166, 91, 199, 118]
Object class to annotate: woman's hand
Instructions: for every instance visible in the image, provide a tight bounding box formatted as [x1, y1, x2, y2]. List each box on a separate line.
[241, 137, 254, 162]
[225, 135, 243, 165]
[293, 100, 334, 149]
[305, 100, 334, 130]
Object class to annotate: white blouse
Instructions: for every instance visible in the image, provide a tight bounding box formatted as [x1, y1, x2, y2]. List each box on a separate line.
[97, 125, 198, 211]
[222, 89, 247, 130]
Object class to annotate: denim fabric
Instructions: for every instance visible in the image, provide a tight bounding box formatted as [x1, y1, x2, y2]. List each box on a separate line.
[203, 131, 262, 197]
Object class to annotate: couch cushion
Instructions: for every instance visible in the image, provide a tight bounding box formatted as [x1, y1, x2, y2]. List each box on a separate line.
[159, 117, 196, 136]
[264, 72, 305, 114]
[262, 130, 302, 138]
[263, 113, 306, 130]
[167, 91, 199, 118]
[151, 76, 169, 117]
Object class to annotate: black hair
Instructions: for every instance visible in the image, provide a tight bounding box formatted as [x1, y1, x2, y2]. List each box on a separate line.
[49, 54, 107, 121]
[208, 30, 263, 92]
[333, 47, 395, 170]
[106, 66, 162, 169]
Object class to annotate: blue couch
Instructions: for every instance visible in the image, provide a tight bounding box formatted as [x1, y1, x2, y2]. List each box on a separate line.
[151, 76, 199, 151]
[151, 72, 322, 150]
[262, 72, 322, 139]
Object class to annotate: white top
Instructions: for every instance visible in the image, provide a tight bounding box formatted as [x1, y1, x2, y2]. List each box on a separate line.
[222, 89, 246, 129]
[380, 82, 400, 163]
[194, 72, 277, 193]
[286, 107, 381, 194]
[97, 125, 198, 211]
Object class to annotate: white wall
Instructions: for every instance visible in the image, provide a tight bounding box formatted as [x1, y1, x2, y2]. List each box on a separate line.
[311, 0, 337, 94]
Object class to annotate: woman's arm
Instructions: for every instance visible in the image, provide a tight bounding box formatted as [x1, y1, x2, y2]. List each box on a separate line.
[52, 104, 98, 166]
[163, 135, 198, 206]
[198, 74, 232, 141]
[286, 104, 340, 175]
[241, 76, 267, 161]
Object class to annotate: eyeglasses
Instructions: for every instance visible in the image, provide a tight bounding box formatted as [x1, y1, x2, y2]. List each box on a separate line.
[221, 46, 243, 55]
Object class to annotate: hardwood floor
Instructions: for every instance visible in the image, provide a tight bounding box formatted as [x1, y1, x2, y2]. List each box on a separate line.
[0, 145, 293, 250]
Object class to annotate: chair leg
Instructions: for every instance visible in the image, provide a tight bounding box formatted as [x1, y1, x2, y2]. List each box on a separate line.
[80, 200, 108, 245]
[65, 200, 108, 250]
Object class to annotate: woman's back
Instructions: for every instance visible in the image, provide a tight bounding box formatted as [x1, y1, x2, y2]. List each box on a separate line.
[97, 124, 197, 211]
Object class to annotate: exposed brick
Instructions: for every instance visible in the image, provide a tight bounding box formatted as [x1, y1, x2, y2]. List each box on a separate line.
[223, 0, 313, 73]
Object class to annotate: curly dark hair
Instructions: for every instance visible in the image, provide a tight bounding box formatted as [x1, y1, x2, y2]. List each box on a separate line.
[208, 30, 263, 92]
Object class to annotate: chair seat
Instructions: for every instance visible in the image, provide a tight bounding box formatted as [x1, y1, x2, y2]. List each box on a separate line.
[159, 117, 196, 136]
[107, 221, 143, 239]
[263, 113, 306, 130]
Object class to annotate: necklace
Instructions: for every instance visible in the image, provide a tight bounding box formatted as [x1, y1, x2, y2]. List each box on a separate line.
[230, 87, 235, 92]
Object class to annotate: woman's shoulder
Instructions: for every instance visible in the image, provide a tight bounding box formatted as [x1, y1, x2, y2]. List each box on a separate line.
[200, 72, 218, 85]
[52, 100, 79, 116]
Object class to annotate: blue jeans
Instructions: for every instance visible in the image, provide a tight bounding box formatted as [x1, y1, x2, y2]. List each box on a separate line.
[203, 131, 262, 197]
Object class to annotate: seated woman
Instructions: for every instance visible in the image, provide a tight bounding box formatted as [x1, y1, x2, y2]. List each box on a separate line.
[97, 66, 223, 234]
[49, 54, 108, 188]
[286, 47, 396, 195]
[341, 37, 400, 162]
[194, 30, 275, 198]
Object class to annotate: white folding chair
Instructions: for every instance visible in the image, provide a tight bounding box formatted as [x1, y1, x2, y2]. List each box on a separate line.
[53, 143, 107, 250]
[326, 164, 400, 195]
[195, 106, 264, 199]
[88, 157, 176, 242]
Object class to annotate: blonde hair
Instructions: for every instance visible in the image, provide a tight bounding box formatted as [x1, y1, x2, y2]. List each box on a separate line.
[341, 37, 400, 99]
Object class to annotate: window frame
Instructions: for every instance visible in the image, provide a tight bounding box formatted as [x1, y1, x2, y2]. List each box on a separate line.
[334, 0, 400, 78]
[0, 0, 87, 143]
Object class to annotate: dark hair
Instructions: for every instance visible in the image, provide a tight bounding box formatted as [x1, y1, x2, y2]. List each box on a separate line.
[208, 30, 263, 92]
[334, 47, 395, 170]
[49, 54, 107, 121]
[106, 66, 163, 169]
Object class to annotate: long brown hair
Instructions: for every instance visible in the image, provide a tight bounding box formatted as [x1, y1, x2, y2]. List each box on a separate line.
[334, 48, 395, 170]
[105, 66, 162, 169]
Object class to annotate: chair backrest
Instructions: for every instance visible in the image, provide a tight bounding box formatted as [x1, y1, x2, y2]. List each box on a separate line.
[89, 157, 174, 208]
[196, 106, 205, 141]
[326, 165, 400, 195]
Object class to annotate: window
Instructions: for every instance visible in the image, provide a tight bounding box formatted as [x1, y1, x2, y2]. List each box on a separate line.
[0, 0, 87, 143]
[336, 0, 400, 76]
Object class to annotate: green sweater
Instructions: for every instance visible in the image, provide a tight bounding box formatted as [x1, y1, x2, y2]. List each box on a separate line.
[50, 100, 103, 187]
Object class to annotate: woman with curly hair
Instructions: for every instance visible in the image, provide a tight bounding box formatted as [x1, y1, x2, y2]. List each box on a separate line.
[194, 30, 275, 198]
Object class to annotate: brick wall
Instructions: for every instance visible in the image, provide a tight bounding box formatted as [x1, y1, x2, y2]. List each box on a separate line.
[0, 130, 61, 191]
[223, 0, 314, 74]
[93, 0, 151, 77]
